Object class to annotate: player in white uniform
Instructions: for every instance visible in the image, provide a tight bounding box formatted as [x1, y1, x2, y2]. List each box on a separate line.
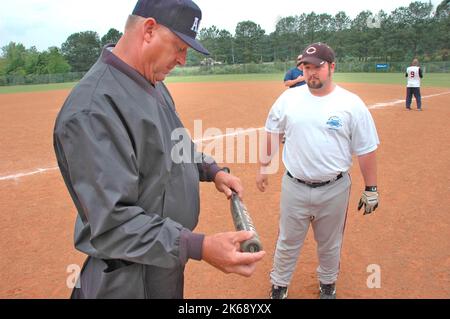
[256, 43, 380, 299]
[405, 58, 423, 111]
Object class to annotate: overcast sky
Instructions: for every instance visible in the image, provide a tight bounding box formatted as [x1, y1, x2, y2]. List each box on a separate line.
[0, 0, 441, 51]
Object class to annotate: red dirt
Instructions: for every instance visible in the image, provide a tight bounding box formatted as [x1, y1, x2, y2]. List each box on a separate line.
[0, 81, 449, 298]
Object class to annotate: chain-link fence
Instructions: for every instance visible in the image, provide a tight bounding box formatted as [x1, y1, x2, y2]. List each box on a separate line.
[171, 61, 450, 76]
[0, 72, 86, 86]
[0, 62, 448, 86]
[335, 61, 450, 73]
[170, 62, 292, 76]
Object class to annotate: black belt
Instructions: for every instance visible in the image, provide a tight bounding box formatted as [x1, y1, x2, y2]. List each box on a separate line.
[102, 259, 134, 273]
[287, 171, 343, 188]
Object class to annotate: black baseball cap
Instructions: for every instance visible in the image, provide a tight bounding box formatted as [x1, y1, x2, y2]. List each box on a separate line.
[300, 42, 335, 66]
[133, 0, 210, 55]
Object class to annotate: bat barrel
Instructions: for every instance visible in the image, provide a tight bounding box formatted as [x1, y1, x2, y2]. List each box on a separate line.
[230, 193, 263, 253]
[241, 238, 262, 253]
[222, 167, 263, 253]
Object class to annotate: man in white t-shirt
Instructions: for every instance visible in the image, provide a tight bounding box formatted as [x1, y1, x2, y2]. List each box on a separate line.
[256, 42, 380, 299]
[405, 58, 423, 111]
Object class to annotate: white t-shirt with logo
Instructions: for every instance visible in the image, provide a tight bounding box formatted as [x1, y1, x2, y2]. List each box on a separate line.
[265, 85, 379, 182]
[406, 66, 421, 87]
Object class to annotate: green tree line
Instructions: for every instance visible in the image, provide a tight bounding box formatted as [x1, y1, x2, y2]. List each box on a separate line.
[0, 0, 448, 79]
[190, 0, 449, 65]
[0, 28, 122, 77]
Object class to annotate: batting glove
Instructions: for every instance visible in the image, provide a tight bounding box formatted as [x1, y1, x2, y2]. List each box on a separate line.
[358, 189, 379, 215]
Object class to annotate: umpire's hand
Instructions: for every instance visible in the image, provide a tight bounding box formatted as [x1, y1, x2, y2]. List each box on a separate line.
[214, 170, 244, 200]
[202, 231, 266, 277]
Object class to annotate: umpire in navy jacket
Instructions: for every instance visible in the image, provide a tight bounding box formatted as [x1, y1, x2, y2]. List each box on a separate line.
[53, 0, 265, 299]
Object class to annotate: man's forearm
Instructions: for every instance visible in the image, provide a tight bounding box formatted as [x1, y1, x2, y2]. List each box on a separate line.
[284, 77, 304, 87]
[296, 75, 305, 83]
[284, 80, 296, 87]
[260, 132, 282, 167]
[357, 151, 377, 186]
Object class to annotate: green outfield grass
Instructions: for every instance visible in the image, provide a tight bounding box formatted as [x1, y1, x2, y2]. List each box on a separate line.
[0, 82, 77, 94]
[165, 72, 450, 88]
[166, 73, 283, 83]
[1, 73, 449, 94]
[334, 73, 450, 87]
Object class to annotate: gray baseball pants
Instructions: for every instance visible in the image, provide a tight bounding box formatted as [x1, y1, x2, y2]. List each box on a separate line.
[270, 171, 351, 287]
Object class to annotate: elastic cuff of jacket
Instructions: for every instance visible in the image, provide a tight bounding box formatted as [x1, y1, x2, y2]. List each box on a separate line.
[208, 163, 221, 181]
[180, 229, 205, 264]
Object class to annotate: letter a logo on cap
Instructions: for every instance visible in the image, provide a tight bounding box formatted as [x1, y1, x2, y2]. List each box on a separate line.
[191, 17, 200, 33]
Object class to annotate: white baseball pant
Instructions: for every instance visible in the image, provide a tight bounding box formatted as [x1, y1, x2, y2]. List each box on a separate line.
[270, 171, 351, 287]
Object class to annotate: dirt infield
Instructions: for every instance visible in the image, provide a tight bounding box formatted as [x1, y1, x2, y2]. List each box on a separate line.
[0, 81, 449, 299]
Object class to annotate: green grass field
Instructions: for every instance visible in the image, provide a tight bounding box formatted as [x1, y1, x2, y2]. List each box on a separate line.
[1, 72, 449, 94]
[165, 72, 450, 87]
[0, 82, 78, 94]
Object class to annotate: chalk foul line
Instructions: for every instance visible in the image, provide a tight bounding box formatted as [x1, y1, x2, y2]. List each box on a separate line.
[0, 166, 59, 181]
[1, 91, 449, 182]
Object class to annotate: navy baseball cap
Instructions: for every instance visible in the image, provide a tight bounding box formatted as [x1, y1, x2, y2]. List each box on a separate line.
[300, 42, 335, 66]
[133, 0, 210, 55]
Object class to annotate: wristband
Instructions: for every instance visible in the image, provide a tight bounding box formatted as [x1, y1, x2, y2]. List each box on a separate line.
[365, 186, 377, 192]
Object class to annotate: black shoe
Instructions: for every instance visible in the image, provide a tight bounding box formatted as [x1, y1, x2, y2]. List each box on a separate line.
[319, 282, 336, 299]
[406, 107, 411, 110]
[270, 285, 288, 299]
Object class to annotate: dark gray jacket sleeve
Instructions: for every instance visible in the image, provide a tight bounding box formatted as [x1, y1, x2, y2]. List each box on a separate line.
[195, 151, 221, 182]
[56, 111, 201, 268]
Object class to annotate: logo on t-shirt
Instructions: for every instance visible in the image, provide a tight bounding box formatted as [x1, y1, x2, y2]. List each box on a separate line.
[326, 116, 343, 130]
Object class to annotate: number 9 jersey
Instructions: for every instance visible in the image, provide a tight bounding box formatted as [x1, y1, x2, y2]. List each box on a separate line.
[406, 66, 422, 87]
